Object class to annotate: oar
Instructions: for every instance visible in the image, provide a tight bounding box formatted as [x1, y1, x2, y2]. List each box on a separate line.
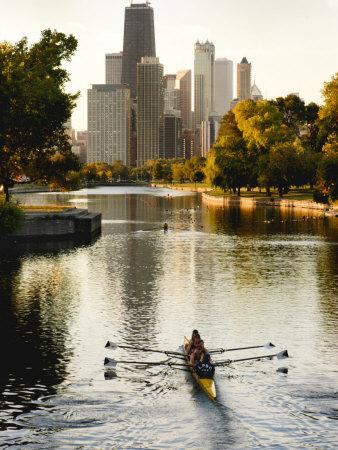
[104, 357, 190, 369]
[209, 342, 275, 355]
[105, 341, 183, 357]
[214, 350, 289, 366]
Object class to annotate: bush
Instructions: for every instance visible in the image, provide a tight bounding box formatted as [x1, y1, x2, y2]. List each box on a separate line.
[0, 201, 24, 235]
[313, 189, 329, 204]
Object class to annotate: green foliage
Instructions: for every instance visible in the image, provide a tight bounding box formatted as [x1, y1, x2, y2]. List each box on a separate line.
[266, 142, 301, 196]
[273, 94, 306, 134]
[172, 163, 186, 183]
[0, 201, 24, 235]
[0, 30, 78, 201]
[81, 162, 112, 183]
[234, 100, 289, 152]
[316, 136, 338, 201]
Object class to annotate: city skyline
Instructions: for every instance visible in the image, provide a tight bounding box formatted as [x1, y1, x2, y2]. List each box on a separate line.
[1, 0, 337, 131]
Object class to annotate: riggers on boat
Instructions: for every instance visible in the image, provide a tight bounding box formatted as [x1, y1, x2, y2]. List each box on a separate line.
[184, 336, 216, 401]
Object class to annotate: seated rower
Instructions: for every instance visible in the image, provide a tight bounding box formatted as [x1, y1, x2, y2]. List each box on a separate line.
[186, 330, 200, 355]
[194, 352, 215, 379]
[189, 339, 206, 366]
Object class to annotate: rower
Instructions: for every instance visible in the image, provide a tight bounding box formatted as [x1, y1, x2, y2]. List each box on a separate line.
[188, 333, 202, 359]
[194, 352, 215, 379]
[185, 329, 199, 355]
[189, 338, 205, 365]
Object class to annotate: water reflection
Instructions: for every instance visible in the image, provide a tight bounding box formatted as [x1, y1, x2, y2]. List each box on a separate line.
[0, 188, 337, 448]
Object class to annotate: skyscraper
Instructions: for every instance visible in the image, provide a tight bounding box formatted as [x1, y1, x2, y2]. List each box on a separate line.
[237, 57, 251, 101]
[215, 58, 233, 116]
[194, 41, 215, 156]
[137, 57, 164, 166]
[161, 113, 182, 159]
[122, 2, 156, 98]
[176, 70, 192, 130]
[163, 74, 180, 114]
[105, 52, 123, 84]
[87, 85, 130, 165]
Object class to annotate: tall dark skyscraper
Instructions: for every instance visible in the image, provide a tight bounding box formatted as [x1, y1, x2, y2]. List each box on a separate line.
[122, 2, 156, 98]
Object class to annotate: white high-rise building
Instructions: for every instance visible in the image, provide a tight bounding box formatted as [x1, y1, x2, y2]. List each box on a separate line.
[105, 52, 123, 84]
[87, 84, 130, 165]
[194, 41, 215, 156]
[215, 58, 233, 116]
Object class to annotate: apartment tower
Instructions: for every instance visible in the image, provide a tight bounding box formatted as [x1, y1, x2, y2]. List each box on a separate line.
[122, 2, 156, 98]
[137, 57, 164, 166]
[87, 85, 130, 165]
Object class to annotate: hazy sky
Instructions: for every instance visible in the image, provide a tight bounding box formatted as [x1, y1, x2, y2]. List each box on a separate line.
[1, 0, 337, 130]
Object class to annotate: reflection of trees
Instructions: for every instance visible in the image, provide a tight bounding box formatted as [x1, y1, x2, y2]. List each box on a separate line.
[316, 242, 338, 338]
[0, 255, 78, 416]
[203, 202, 333, 238]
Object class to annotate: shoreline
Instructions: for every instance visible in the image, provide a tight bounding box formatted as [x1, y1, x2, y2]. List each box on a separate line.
[151, 183, 336, 216]
[202, 192, 337, 216]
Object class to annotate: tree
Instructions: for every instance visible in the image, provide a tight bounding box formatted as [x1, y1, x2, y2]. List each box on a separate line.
[111, 160, 129, 181]
[0, 30, 78, 201]
[81, 162, 112, 183]
[316, 136, 338, 201]
[317, 73, 338, 150]
[267, 142, 301, 196]
[172, 163, 186, 183]
[184, 156, 206, 182]
[274, 94, 306, 135]
[206, 112, 251, 195]
[234, 100, 290, 152]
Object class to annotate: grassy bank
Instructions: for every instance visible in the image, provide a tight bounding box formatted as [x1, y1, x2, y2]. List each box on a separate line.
[207, 187, 315, 202]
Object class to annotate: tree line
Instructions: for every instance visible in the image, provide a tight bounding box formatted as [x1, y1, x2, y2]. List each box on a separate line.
[205, 75, 337, 201]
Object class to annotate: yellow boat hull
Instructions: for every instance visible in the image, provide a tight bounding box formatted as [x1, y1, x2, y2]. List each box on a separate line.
[184, 337, 216, 401]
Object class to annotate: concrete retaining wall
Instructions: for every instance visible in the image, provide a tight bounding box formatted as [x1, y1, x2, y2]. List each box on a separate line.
[11, 208, 101, 238]
[202, 193, 331, 212]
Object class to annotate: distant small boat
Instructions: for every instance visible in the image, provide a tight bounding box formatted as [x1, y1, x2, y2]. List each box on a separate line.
[184, 336, 216, 401]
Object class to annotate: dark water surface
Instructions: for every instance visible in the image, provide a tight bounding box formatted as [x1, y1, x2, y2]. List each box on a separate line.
[0, 187, 337, 449]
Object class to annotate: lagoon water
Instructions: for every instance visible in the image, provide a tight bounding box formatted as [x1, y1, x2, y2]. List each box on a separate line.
[0, 187, 337, 449]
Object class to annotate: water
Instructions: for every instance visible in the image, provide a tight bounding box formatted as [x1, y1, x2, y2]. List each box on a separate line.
[0, 186, 337, 449]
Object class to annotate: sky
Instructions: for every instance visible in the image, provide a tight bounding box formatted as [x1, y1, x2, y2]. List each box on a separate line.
[1, 0, 337, 131]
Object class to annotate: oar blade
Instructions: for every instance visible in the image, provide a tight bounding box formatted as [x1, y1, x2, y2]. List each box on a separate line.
[276, 350, 289, 360]
[105, 341, 118, 350]
[264, 342, 275, 349]
[104, 357, 117, 368]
